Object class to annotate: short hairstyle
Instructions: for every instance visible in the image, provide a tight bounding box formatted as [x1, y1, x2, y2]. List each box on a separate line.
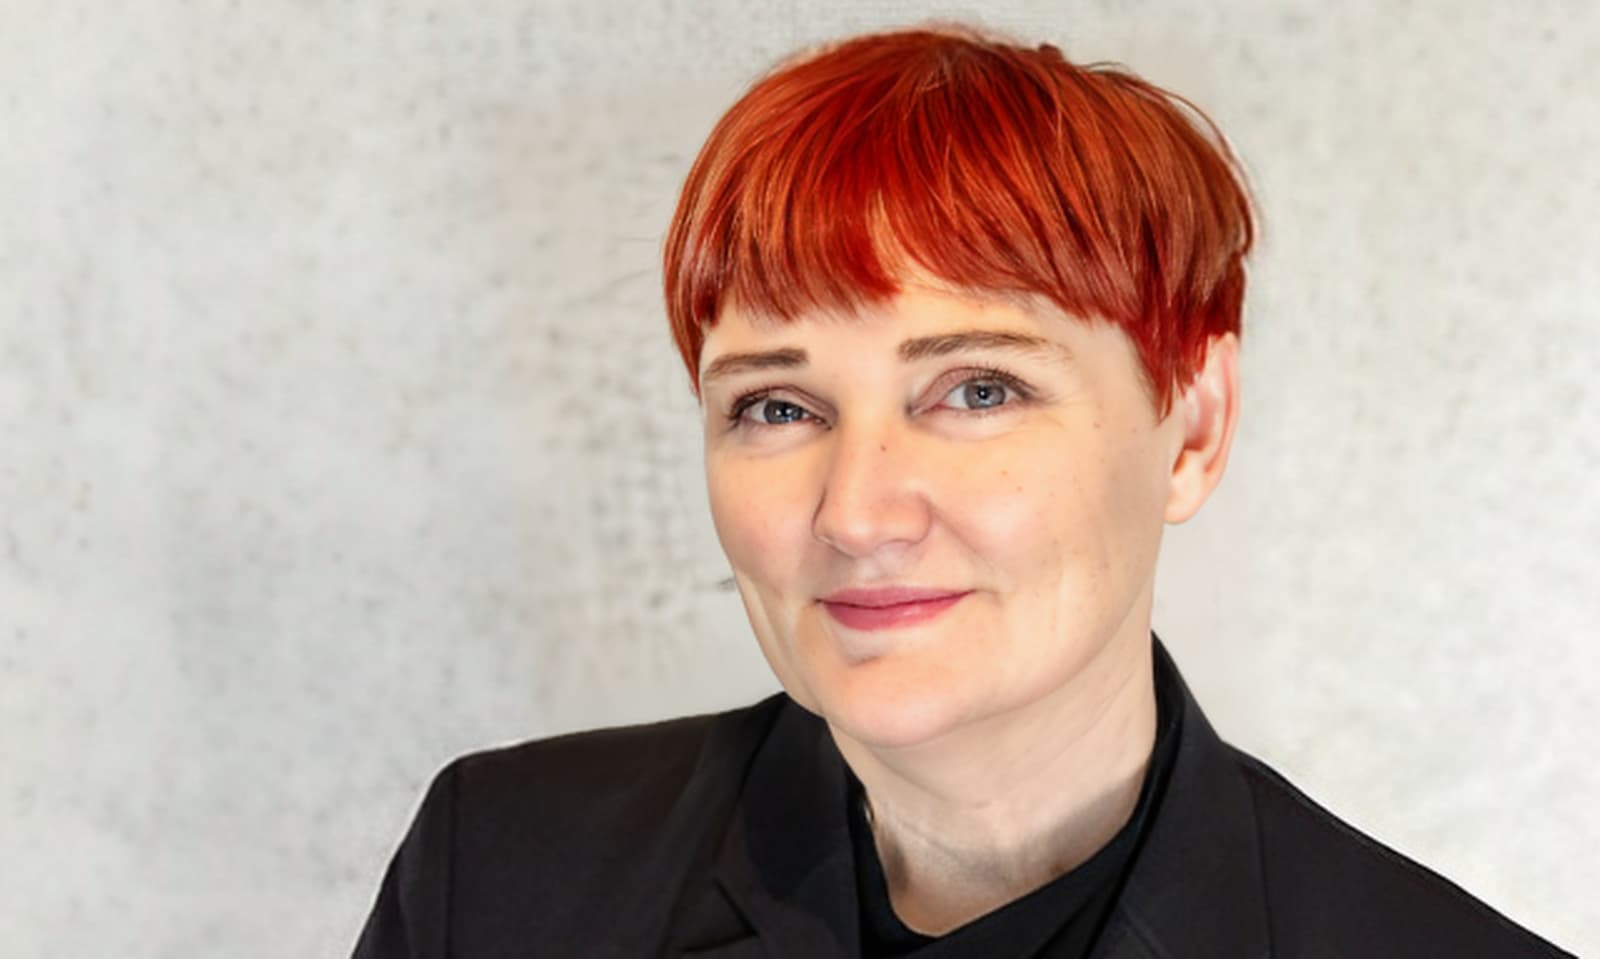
[663, 25, 1255, 413]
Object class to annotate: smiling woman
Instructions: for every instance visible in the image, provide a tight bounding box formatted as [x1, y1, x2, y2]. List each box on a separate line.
[698, 286, 1218, 765]
[352, 24, 1569, 959]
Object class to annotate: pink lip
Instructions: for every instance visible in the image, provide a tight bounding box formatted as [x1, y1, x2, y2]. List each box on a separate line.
[819, 587, 971, 632]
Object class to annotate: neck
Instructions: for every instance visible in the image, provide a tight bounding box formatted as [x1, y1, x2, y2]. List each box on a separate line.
[831, 628, 1158, 935]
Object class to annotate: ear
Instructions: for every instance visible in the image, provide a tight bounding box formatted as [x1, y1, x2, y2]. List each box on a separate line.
[1165, 333, 1241, 524]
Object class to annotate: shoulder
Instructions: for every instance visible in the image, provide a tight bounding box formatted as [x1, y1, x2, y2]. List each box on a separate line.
[441, 692, 789, 842]
[1229, 747, 1570, 957]
[354, 695, 792, 957]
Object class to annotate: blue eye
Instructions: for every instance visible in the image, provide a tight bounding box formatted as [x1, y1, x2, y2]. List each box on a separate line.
[757, 399, 808, 424]
[944, 379, 1011, 410]
[732, 396, 814, 427]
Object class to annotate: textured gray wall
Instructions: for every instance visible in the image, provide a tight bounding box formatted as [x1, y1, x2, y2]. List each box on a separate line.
[2, 1, 1595, 955]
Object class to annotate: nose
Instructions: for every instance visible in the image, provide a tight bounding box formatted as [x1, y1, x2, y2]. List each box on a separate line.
[811, 416, 934, 559]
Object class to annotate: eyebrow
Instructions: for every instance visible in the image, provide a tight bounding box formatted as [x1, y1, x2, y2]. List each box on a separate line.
[699, 330, 1070, 386]
[700, 347, 809, 385]
[897, 330, 1071, 363]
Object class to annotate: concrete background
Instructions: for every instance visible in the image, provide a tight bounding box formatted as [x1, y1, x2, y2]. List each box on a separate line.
[2, 1, 1595, 955]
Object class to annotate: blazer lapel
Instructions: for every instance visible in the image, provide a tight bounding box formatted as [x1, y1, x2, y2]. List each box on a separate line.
[1090, 641, 1271, 959]
[678, 699, 860, 958]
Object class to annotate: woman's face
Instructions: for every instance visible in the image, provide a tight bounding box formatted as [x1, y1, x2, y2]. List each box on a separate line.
[699, 283, 1195, 750]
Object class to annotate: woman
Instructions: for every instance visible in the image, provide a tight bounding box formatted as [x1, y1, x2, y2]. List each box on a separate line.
[355, 26, 1567, 958]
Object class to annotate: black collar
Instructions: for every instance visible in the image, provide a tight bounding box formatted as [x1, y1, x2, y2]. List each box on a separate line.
[1094, 641, 1270, 958]
[704, 693, 859, 957]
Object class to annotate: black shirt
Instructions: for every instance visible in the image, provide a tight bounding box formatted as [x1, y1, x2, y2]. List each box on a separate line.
[846, 669, 1183, 959]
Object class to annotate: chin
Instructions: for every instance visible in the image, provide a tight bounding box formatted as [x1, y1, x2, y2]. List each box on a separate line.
[802, 647, 988, 751]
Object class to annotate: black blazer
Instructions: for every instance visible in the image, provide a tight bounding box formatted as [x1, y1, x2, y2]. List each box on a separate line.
[354, 643, 1570, 957]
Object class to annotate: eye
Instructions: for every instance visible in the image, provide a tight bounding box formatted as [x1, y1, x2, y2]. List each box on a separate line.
[731, 395, 818, 428]
[940, 377, 1013, 411]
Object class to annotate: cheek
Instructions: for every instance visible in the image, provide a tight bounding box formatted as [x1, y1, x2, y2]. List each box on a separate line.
[948, 464, 1062, 577]
[938, 439, 1097, 566]
[941, 430, 1167, 593]
[705, 454, 811, 589]
[706, 454, 825, 709]
[1042, 431, 1171, 591]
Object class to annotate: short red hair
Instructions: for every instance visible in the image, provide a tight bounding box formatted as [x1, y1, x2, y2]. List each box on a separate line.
[663, 26, 1254, 412]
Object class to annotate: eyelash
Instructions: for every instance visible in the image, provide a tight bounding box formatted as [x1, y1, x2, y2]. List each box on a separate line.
[724, 365, 1034, 429]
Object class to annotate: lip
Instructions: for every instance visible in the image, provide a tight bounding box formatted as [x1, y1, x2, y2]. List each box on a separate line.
[819, 587, 971, 632]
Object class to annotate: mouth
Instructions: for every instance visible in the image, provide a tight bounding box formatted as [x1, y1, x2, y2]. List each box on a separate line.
[819, 587, 971, 632]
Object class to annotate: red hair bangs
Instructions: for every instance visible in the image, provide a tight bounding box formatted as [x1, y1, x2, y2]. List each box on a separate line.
[663, 27, 1255, 412]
